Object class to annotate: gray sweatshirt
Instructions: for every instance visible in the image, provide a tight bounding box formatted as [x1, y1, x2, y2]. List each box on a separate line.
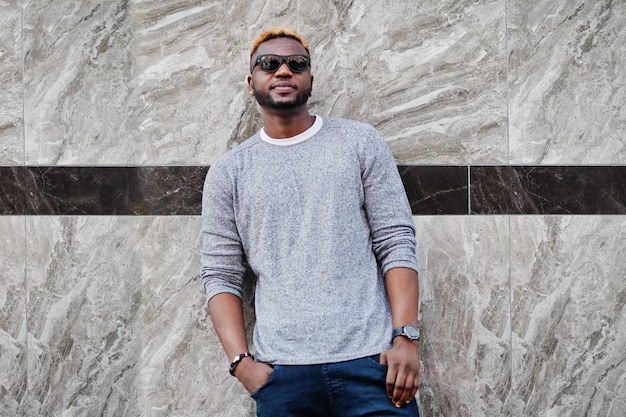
[201, 116, 418, 365]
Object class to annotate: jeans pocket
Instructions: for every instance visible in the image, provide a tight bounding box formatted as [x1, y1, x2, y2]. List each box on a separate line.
[363, 354, 388, 369]
[250, 365, 279, 399]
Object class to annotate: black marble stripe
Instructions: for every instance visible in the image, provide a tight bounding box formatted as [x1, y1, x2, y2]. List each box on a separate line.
[470, 166, 626, 214]
[399, 166, 468, 215]
[0, 166, 624, 215]
[0, 166, 208, 215]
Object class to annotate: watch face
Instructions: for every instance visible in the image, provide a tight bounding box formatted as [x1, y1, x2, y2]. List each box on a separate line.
[405, 325, 419, 340]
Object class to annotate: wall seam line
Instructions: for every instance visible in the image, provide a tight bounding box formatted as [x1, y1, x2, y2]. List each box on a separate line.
[505, 0, 511, 165]
[505, 1, 515, 413]
[23, 217, 29, 416]
[507, 214, 514, 416]
[20, 8, 26, 167]
[467, 165, 471, 214]
[19, 7, 30, 414]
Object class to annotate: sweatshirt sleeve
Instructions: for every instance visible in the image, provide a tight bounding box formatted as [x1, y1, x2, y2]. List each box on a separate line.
[201, 159, 247, 303]
[360, 126, 418, 276]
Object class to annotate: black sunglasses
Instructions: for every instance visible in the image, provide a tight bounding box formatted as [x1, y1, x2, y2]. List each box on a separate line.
[251, 54, 311, 73]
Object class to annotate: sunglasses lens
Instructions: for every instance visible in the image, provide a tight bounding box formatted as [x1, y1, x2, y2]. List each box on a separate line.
[259, 55, 282, 72]
[257, 55, 310, 72]
[286, 56, 309, 72]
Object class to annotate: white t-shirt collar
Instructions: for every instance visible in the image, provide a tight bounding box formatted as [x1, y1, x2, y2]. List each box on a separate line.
[260, 115, 323, 146]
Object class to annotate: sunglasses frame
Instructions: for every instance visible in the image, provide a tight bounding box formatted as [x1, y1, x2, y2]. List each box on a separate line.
[251, 54, 311, 74]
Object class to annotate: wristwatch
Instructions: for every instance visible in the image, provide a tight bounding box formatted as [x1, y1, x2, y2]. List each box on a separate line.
[229, 352, 255, 376]
[391, 324, 420, 342]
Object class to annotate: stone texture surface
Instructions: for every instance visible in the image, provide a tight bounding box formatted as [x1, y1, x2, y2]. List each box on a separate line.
[0, 218, 27, 417]
[470, 166, 626, 214]
[2, 0, 626, 416]
[509, 216, 626, 417]
[2, 166, 625, 216]
[22, 0, 295, 165]
[0, 2, 23, 164]
[20, 0, 510, 165]
[24, 217, 143, 416]
[415, 216, 511, 416]
[4, 216, 624, 416]
[19, 217, 253, 417]
[301, 0, 508, 165]
[508, 0, 626, 164]
[17, 0, 626, 165]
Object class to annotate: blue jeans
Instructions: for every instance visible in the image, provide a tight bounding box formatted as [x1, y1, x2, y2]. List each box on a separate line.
[251, 354, 420, 417]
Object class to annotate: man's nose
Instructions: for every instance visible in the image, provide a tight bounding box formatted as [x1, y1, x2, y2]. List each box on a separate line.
[274, 62, 293, 76]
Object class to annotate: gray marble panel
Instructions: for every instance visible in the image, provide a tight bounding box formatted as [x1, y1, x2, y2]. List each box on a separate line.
[509, 216, 626, 416]
[0, 217, 27, 417]
[127, 0, 296, 165]
[13, 0, 626, 166]
[22, 0, 297, 165]
[25, 217, 143, 416]
[508, 1, 626, 164]
[414, 216, 511, 416]
[8, 214, 625, 416]
[20, 0, 512, 165]
[0, 4, 23, 165]
[133, 217, 254, 417]
[300, 0, 508, 164]
[22, 216, 251, 417]
[23, 1, 135, 164]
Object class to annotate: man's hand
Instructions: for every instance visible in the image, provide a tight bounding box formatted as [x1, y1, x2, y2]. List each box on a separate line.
[380, 337, 420, 407]
[233, 357, 274, 394]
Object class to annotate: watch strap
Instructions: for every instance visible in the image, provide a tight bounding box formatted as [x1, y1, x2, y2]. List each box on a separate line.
[391, 326, 405, 340]
[229, 352, 255, 376]
[391, 324, 420, 341]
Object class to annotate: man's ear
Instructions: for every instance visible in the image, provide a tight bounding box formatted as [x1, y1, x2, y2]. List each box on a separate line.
[247, 75, 254, 95]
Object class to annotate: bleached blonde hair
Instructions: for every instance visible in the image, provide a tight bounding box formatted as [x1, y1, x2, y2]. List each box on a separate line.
[250, 27, 310, 56]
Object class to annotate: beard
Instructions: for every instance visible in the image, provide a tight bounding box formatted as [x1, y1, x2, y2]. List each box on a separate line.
[253, 86, 312, 109]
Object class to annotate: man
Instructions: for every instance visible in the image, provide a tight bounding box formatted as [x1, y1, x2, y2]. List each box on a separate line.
[202, 27, 420, 416]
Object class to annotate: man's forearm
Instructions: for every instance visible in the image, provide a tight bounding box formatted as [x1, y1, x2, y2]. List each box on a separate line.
[208, 292, 250, 361]
[382, 267, 421, 406]
[385, 267, 419, 327]
[208, 292, 274, 393]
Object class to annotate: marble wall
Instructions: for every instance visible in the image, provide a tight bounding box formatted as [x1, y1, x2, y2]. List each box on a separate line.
[1, 1, 624, 416]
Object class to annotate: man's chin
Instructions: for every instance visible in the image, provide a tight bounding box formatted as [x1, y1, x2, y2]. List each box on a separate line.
[254, 91, 311, 110]
[266, 101, 304, 110]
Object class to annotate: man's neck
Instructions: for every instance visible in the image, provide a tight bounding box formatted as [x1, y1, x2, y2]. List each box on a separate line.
[260, 107, 315, 139]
